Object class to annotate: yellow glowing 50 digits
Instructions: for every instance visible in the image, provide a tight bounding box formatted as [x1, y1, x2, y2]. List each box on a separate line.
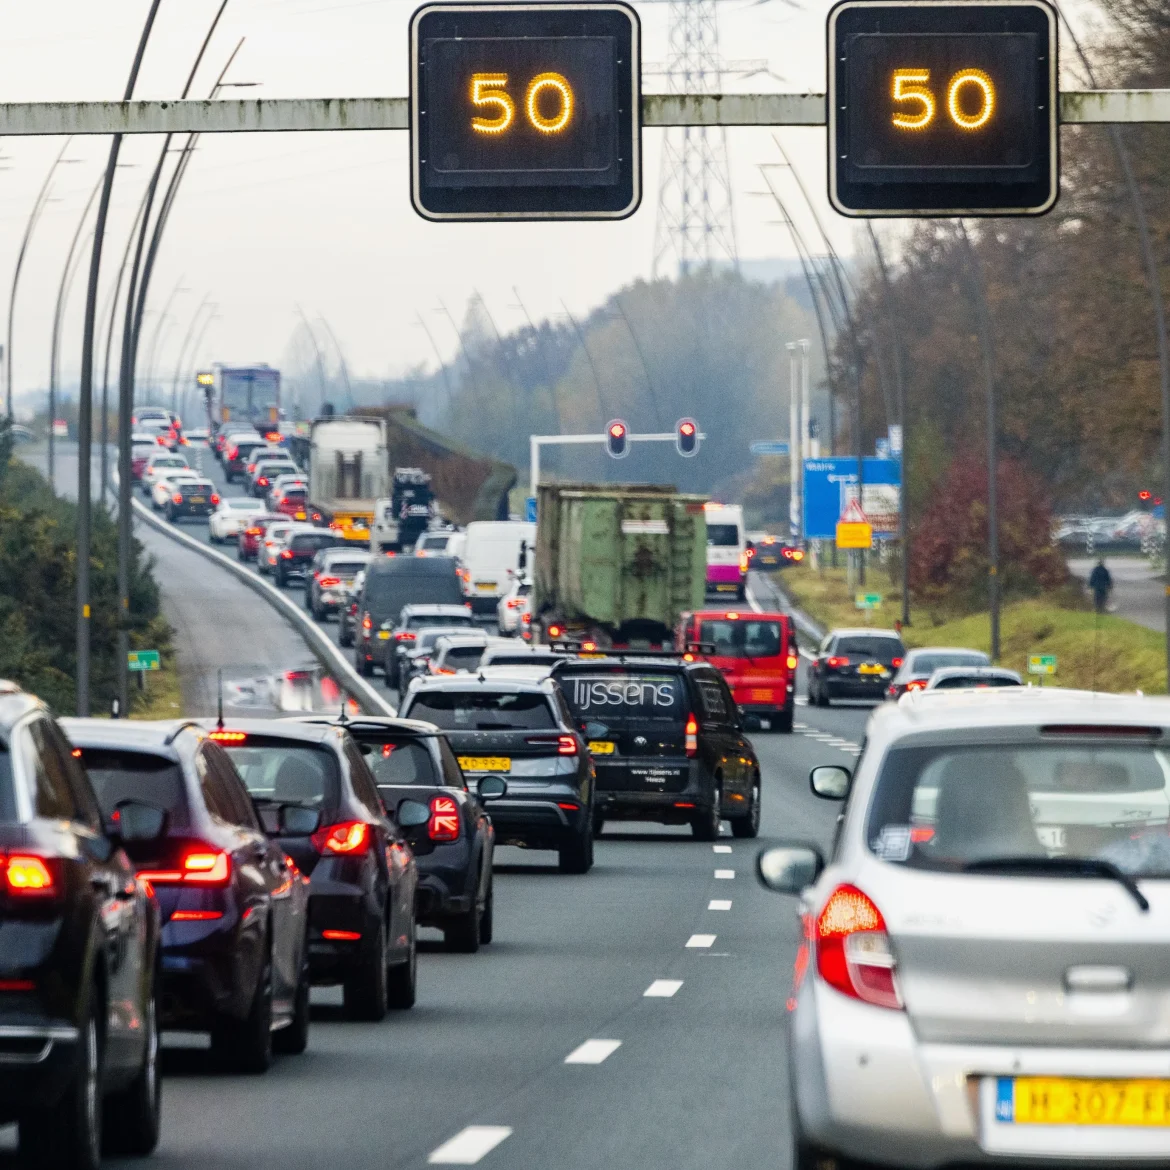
[470, 71, 574, 136]
[891, 67, 996, 132]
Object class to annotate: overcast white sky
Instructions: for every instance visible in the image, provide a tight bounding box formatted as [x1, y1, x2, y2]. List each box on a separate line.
[0, 0, 1102, 400]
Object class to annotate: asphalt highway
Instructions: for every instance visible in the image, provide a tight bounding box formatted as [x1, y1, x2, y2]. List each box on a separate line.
[11, 440, 880, 1169]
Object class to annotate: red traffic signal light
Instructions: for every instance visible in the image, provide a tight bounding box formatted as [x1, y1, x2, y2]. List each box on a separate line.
[606, 419, 629, 459]
[1139, 490, 1152, 501]
[675, 417, 699, 458]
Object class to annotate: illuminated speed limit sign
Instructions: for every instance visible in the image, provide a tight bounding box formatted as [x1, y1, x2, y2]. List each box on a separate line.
[410, 2, 641, 221]
[828, 1, 1058, 216]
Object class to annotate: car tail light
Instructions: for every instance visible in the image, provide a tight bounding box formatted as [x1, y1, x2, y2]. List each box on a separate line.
[362, 613, 372, 633]
[181, 850, 231, 885]
[685, 714, 698, 757]
[258, 477, 268, 487]
[209, 730, 247, 743]
[739, 551, 750, 573]
[905, 679, 927, 693]
[786, 655, 799, 670]
[246, 463, 257, 474]
[319, 576, 341, 588]
[322, 929, 361, 941]
[892, 657, 904, 668]
[428, 796, 460, 842]
[2, 854, 55, 896]
[170, 909, 223, 922]
[557, 802, 580, 811]
[228, 446, 238, 460]
[558, 735, 578, 755]
[210, 493, 220, 505]
[395, 631, 417, 642]
[506, 599, 521, 609]
[815, 885, 902, 1010]
[827, 656, 849, 669]
[888, 684, 898, 698]
[281, 549, 293, 559]
[312, 821, 370, 855]
[548, 624, 563, 638]
[245, 526, 261, 537]
[171, 493, 182, 504]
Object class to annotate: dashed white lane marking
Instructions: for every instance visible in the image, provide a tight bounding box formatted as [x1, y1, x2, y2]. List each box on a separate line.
[708, 899, 732, 910]
[428, 1126, 513, 1164]
[686, 934, 717, 948]
[644, 979, 683, 998]
[565, 1039, 622, 1065]
[794, 722, 809, 730]
[714, 869, 735, 880]
[713, 844, 733, 854]
[795, 696, 809, 706]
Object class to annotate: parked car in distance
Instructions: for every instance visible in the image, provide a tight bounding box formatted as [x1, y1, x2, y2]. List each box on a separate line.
[925, 665, 1023, 690]
[62, 717, 312, 1074]
[202, 719, 423, 1020]
[888, 647, 992, 700]
[383, 604, 477, 687]
[808, 629, 907, 707]
[1, 684, 162, 1167]
[296, 715, 504, 952]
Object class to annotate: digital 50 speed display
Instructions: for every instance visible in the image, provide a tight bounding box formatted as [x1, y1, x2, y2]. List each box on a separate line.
[828, 1, 1058, 216]
[410, 3, 640, 220]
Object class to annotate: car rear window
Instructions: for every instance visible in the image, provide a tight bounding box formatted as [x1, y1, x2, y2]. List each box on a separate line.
[867, 743, 1170, 877]
[291, 533, 344, 553]
[408, 613, 474, 630]
[560, 671, 687, 725]
[356, 738, 439, 786]
[80, 749, 190, 829]
[699, 619, 783, 658]
[707, 524, 740, 546]
[407, 691, 556, 730]
[0, 744, 15, 822]
[908, 650, 988, 674]
[421, 535, 450, 550]
[836, 636, 904, 660]
[932, 674, 1021, 690]
[442, 645, 487, 670]
[329, 561, 369, 577]
[487, 654, 559, 667]
[220, 740, 341, 815]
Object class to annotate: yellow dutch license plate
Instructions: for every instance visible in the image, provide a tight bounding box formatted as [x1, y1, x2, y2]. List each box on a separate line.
[377, 630, 391, 640]
[859, 663, 884, 675]
[458, 756, 511, 773]
[190, 497, 206, 504]
[294, 511, 307, 519]
[588, 741, 615, 755]
[475, 581, 496, 592]
[1004, 1077, 1170, 1127]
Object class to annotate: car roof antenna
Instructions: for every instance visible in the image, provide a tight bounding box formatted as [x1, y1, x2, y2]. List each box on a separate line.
[216, 669, 225, 731]
[338, 686, 349, 724]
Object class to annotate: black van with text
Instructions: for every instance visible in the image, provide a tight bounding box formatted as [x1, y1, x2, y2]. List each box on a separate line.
[553, 655, 761, 840]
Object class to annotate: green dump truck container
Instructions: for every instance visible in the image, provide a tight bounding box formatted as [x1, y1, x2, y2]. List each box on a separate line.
[534, 483, 708, 646]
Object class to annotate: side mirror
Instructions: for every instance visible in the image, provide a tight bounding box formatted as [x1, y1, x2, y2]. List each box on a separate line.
[397, 798, 431, 828]
[477, 776, 508, 801]
[810, 765, 851, 800]
[584, 721, 609, 740]
[112, 800, 167, 843]
[278, 804, 321, 835]
[756, 845, 824, 895]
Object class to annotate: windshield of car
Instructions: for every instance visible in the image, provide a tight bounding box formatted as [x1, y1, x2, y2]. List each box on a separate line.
[356, 738, 439, 786]
[421, 535, 450, 550]
[0, 743, 15, 823]
[559, 671, 687, 726]
[220, 740, 341, 815]
[931, 674, 1021, 690]
[836, 636, 904, 661]
[79, 749, 189, 829]
[707, 524, 740, 547]
[867, 741, 1170, 877]
[151, 457, 187, 469]
[407, 690, 556, 730]
[699, 619, 783, 658]
[908, 650, 989, 674]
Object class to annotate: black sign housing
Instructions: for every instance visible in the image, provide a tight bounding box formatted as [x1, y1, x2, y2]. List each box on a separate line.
[410, 2, 641, 220]
[828, 1, 1058, 216]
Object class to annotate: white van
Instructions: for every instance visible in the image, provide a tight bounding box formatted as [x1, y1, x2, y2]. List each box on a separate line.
[704, 502, 747, 600]
[461, 521, 536, 614]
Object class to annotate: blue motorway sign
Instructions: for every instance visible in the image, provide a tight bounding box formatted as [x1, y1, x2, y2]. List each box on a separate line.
[525, 496, 538, 524]
[750, 440, 790, 456]
[804, 458, 902, 540]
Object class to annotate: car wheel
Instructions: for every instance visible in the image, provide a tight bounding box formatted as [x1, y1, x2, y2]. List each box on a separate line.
[478, 880, 494, 945]
[339, 626, 353, 648]
[691, 786, 722, 842]
[275, 566, 286, 587]
[344, 916, 388, 1021]
[387, 915, 418, 1009]
[773, 705, 794, 733]
[102, 977, 160, 1155]
[731, 779, 761, 839]
[559, 821, 594, 874]
[212, 951, 273, 1074]
[273, 942, 311, 1055]
[592, 811, 605, 838]
[356, 652, 372, 678]
[20, 993, 102, 1170]
[444, 897, 481, 953]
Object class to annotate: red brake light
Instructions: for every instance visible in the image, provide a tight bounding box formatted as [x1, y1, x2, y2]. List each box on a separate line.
[209, 730, 247, 743]
[311, 821, 370, 855]
[171, 909, 223, 922]
[172, 493, 182, 504]
[905, 679, 927, 692]
[210, 493, 220, 506]
[245, 526, 262, 537]
[815, 885, 902, 1010]
[228, 446, 238, 460]
[827, 656, 849, 668]
[246, 463, 257, 473]
[548, 624, 563, 638]
[362, 613, 372, 632]
[395, 631, 417, 642]
[323, 929, 361, 941]
[558, 735, 578, 756]
[739, 551, 750, 573]
[281, 549, 293, 559]
[428, 796, 460, 843]
[182, 850, 231, 885]
[319, 576, 341, 587]
[3, 854, 55, 896]
[892, 657, 904, 668]
[685, 714, 698, 758]
[258, 477, 268, 487]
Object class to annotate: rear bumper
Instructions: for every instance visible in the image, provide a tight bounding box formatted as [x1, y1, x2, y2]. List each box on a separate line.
[305, 877, 381, 983]
[824, 676, 889, 699]
[594, 761, 712, 823]
[488, 797, 585, 849]
[0, 1023, 80, 1114]
[158, 915, 253, 1028]
[414, 843, 476, 924]
[467, 593, 501, 614]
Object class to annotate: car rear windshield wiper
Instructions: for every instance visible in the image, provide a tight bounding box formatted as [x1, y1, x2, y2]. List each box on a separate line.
[474, 721, 517, 730]
[962, 856, 1149, 912]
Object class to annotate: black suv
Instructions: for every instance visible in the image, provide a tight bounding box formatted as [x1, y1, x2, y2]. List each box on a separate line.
[200, 719, 423, 1020]
[0, 683, 162, 1168]
[807, 628, 906, 706]
[275, 529, 351, 587]
[553, 654, 762, 840]
[355, 556, 464, 676]
[398, 675, 594, 873]
[62, 718, 313, 1073]
[297, 715, 504, 952]
[383, 603, 476, 687]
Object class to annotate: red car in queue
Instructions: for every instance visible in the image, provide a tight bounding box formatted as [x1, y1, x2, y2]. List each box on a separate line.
[237, 512, 286, 562]
[675, 609, 798, 732]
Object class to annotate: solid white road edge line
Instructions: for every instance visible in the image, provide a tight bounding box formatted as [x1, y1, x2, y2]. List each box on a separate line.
[427, 1126, 513, 1165]
[686, 934, 717, 948]
[708, 899, 732, 910]
[644, 979, 684, 997]
[565, 1039, 622, 1065]
[713, 844, 732, 854]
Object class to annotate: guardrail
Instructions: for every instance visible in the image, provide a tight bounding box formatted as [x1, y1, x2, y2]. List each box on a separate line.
[131, 496, 395, 717]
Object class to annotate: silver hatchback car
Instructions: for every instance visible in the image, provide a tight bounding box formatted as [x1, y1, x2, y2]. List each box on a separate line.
[759, 689, 1170, 1169]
